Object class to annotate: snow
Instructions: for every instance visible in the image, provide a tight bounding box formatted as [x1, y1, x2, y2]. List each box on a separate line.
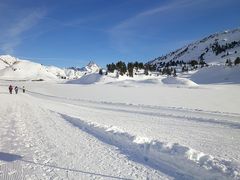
[0, 55, 101, 81]
[67, 73, 116, 84]
[149, 28, 240, 66]
[80, 61, 101, 73]
[0, 72, 240, 179]
[0, 60, 58, 81]
[0, 55, 18, 66]
[190, 65, 240, 84]
[161, 77, 199, 87]
[0, 28, 239, 179]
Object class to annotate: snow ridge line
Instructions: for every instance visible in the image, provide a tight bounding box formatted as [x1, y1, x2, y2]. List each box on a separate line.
[59, 113, 240, 179]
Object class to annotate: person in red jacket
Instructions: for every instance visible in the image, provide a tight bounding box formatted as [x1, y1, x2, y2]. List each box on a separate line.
[9, 85, 13, 94]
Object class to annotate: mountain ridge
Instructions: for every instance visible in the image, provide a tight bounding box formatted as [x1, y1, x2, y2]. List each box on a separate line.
[148, 28, 240, 68]
[0, 55, 101, 80]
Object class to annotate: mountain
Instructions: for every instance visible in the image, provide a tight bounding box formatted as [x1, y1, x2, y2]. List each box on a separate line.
[148, 28, 240, 68]
[0, 55, 59, 81]
[79, 61, 100, 73]
[0, 55, 101, 81]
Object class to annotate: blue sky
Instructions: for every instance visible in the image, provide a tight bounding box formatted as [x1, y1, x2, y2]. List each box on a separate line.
[0, 0, 239, 67]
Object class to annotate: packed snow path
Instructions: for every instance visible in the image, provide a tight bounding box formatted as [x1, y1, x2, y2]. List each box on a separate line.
[0, 93, 169, 179]
[0, 87, 240, 179]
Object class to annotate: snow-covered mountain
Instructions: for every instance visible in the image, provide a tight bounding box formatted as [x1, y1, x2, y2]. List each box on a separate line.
[79, 61, 100, 73]
[0, 55, 100, 81]
[148, 28, 240, 67]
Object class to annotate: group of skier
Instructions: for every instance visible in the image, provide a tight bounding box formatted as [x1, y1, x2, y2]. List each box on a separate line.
[8, 85, 25, 94]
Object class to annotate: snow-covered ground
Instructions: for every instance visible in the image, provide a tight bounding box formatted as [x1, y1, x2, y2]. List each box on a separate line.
[0, 78, 239, 179]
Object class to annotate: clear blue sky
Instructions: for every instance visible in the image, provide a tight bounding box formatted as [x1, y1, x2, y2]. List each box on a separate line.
[0, 0, 239, 67]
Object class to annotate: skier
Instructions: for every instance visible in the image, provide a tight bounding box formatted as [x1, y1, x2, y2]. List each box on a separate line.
[14, 86, 18, 94]
[22, 86, 25, 93]
[8, 85, 13, 94]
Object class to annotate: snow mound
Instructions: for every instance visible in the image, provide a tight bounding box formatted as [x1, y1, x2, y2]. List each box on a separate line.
[61, 113, 240, 179]
[162, 77, 199, 87]
[0, 61, 58, 81]
[190, 65, 240, 84]
[67, 73, 115, 84]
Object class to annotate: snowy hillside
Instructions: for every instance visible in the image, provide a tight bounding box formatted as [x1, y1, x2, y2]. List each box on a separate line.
[149, 28, 240, 67]
[0, 55, 101, 81]
[0, 56, 58, 81]
[190, 65, 240, 84]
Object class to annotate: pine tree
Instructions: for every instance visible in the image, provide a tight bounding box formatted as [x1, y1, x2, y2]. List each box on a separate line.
[116, 61, 127, 75]
[228, 60, 233, 66]
[99, 69, 103, 75]
[189, 60, 198, 67]
[173, 68, 177, 77]
[127, 62, 134, 77]
[144, 65, 149, 75]
[234, 57, 240, 65]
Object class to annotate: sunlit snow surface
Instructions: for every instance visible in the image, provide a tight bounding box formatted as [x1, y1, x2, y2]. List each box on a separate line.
[0, 76, 239, 179]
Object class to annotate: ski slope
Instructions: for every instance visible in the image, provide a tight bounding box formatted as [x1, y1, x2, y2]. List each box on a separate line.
[0, 80, 240, 179]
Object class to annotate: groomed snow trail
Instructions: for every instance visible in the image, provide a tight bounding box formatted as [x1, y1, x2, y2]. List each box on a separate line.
[0, 92, 170, 179]
[26, 89, 240, 179]
[1, 86, 240, 179]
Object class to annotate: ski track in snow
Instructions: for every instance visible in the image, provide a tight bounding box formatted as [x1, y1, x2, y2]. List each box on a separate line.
[0, 93, 170, 179]
[0, 87, 240, 179]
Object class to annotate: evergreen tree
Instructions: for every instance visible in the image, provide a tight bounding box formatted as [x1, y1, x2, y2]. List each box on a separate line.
[106, 63, 116, 73]
[173, 68, 177, 77]
[144, 65, 149, 75]
[199, 59, 206, 68]
[166, 67, 171, 76]
[99, 69, 103, 75]
[234, 57, 240, 65]
[138, 62, 144, 69]
[228, 60, 233, 66]
[116, 61, 127, 75]
[189, 60, 198, 67]
[225, 59, 229, 66]
[127, 62, 134, 77]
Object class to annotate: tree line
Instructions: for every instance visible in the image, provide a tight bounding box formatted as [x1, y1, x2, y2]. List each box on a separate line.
[225, 57, 240, 66]
[211, 41, 240, 55]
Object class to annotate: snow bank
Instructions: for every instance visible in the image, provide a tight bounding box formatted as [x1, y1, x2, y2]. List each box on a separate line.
[162, 77, 199, 87]
[66, 73, 102, 84]
[61, 114, 240, 179]
[191, 65, 240, 84]
[66, 73, 116, 84]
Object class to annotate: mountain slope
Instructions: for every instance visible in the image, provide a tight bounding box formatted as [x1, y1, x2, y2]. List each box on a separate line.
[0, 60, 58, 81]
[0, 55, 101, 81]
[148, 28, 240, 67]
